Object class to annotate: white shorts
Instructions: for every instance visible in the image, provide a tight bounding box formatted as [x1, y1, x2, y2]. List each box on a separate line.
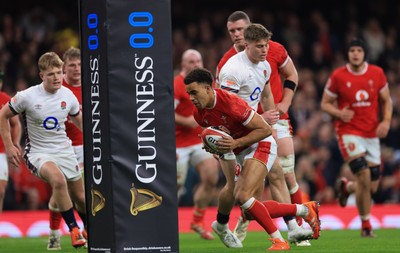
[272, 119, 293, 139]
[73, 145, 84, 165]
[176, 143, 214, 186]
[337, 134, 381, 164]
[0, 153, 8, 181]
[25, 151, 81, 181]
[236, 135, 277, 172]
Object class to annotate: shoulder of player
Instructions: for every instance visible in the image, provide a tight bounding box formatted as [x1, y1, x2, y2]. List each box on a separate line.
[267, 40, 287, 61]
[366, 63, 384, 73]
[17, 83, 41, 97]
[59, 86, 77, 98]
[332, 65, 348, 75]
[268, 40, 284, 50]
[174, 73, 184, 81]
[220, 54, 245, 73]
[0, 91, 10, 99]
[216, 88, 247, 104]
[217, 47, 237, 69]
[173, 74, 185, 87]
[0, 92, 10, 105]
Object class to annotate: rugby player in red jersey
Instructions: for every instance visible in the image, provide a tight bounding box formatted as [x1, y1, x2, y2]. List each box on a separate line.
[321, 38, 392, 237]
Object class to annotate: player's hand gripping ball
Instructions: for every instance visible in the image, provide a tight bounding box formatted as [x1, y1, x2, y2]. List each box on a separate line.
[200, 126, 231, 155]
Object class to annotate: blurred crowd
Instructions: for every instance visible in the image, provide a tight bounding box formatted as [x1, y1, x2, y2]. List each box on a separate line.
[1, 0, 400, 210]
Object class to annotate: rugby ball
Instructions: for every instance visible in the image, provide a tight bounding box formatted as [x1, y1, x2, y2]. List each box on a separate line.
[200, 126, 230, 154]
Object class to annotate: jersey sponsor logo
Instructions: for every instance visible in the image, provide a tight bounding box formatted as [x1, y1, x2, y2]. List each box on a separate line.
[250, 87, 262, 101]
[353, 89, 371, 107]
[43, 116, 61, 131]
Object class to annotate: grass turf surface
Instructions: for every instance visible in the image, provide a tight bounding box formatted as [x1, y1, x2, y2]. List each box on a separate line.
[0, 229, 399, 252]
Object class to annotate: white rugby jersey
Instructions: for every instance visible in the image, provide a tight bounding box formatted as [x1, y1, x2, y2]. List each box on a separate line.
[9, 83, 80, 153]
[218, 51, 271, 110]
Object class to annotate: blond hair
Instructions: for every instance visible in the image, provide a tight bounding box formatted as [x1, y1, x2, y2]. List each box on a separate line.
[38, 52, 63, 71]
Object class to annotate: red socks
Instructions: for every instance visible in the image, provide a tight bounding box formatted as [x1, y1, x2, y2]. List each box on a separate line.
[262, 200, 297, 218]
[290, 188, 303, 225]
[192, 207, 206, 223]
[49, 210, 62, 230]
[245, 199, 277, 234]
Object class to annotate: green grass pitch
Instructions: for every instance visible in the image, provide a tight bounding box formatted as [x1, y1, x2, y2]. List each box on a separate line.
[0, 229, 399, 252]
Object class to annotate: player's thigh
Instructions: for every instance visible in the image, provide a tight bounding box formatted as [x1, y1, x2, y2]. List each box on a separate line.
[176, 146, 192, 186]
[236, 159, 267, 197]
[276, 137, 294, 157]
[73, 145, 84, 169]
[274, 120, 294, 156]
[57, 153, 81, 181]
[191, 146, 218, 182]
[0, 154, 8, 181]
[237, 137, 277, 172]
[267, 159, 285, 183]
[27, 151, 80, 181]
[219, 158, 237, 190]
[27, 153, 64, 183]
[364, 138, 381, 165]
[67, 177, 85, 204]
[42, 163, 67, 187]
[337, 134, 367, 162]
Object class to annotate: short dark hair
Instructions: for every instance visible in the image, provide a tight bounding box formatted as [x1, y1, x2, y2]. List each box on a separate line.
[244, 23, 272, 42]
[184, 68, 213, 87]
[227, 11, 250, 23]
[347, 37, 368, 61]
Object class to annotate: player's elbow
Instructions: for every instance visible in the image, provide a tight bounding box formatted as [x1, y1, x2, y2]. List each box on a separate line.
[320, 102, 326, 112]
[261, 125, 272, 138]
[320, 100, 329, 113]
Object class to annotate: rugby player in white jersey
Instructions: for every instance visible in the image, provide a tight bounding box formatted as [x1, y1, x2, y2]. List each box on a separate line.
[0, 52, 86, 249]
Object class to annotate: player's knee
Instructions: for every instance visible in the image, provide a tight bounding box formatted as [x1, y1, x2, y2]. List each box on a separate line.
[370, 180, 380, 194]
[48, 203, 60, 212]
[199, 167, 219, 185]
[201, 175, 218, 188]
[279, 154, 295, 174]
[288, 183, 299, 195]
[176, 164, 189, 188]
[348, 157, 368, 174]
[254, 184, 264, 201]
[235, 191, 251, 205]
[177, 176, 185, 189]
[234, 185, 250, 204]
[369, 165, 381, 181]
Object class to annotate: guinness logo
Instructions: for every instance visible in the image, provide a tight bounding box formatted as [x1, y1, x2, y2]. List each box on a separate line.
[130, 183, 162, 216]
[91, 188, 106, 216]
